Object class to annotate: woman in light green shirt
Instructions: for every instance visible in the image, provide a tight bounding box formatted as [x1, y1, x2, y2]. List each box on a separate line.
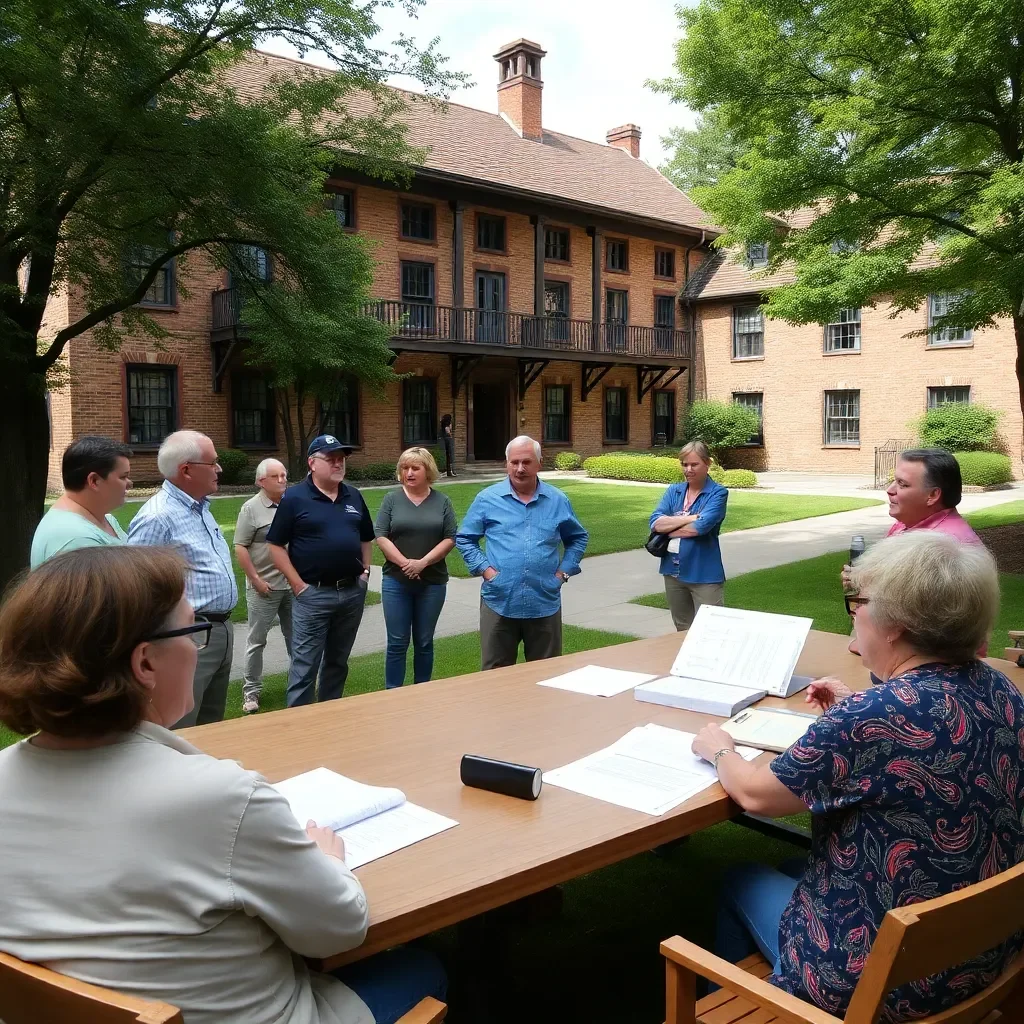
[30, 436, 133, 568]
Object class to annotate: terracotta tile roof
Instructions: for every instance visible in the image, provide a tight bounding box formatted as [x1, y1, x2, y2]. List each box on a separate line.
[227, 49, 717, 236]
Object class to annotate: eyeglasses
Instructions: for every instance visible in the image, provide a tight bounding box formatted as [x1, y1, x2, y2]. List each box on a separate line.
[186, 460, 221, 468]
[844, 595, 870, 617]
[143, 622, 213, 650]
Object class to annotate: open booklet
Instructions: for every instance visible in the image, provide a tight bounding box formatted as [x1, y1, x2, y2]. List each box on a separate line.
[273, 767, 457, 870]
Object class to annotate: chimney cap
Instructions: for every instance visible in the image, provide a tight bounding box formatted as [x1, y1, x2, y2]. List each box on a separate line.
[606, 123, 642, 142]
[494, 38, 547, 60]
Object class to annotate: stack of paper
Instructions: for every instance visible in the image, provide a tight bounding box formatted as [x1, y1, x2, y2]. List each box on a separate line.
[543, 723, 760, 816]
[273, 767, 457, 869]
[537, 665, 658, 697]
[722, 707, 816, 752]
[635, 676, 765, 717]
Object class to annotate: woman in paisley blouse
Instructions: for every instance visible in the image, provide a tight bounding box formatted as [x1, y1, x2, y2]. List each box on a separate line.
[692, 531, 1024, 1021]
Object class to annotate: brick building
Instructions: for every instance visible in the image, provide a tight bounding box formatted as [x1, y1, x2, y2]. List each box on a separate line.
[45, 38, 716, 487]
[687, 232, 1024, 477]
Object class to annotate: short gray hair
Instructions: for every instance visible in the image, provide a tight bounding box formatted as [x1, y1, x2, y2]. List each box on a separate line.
[255, 458, 286, 485]
[156, 430, 207, 480]
[850, 532, 998, 662]
[506, 435, 542, 461]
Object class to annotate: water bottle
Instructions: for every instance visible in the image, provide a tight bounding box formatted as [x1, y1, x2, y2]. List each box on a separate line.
[850, 535, 866, 565]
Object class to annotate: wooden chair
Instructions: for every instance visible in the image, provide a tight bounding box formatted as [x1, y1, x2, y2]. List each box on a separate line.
[662, 859, 1024, 1024]
[0, 951, 447, 1024]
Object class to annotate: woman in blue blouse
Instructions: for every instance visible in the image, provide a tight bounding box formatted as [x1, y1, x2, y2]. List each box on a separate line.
[691, 532, 1024, 1021]
[649, 440, 729, 630]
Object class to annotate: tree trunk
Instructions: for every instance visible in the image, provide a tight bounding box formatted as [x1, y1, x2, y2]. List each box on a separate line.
[0, 373, 52, 593]
[1014, 311, 1024, 475]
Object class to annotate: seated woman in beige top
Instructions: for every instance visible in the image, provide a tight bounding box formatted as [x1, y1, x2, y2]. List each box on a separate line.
[0, 546, 445, 1024]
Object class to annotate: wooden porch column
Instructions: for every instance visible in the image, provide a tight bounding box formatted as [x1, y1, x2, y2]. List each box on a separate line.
[589, 226, 602, 350]
[532, 215, 545, 315]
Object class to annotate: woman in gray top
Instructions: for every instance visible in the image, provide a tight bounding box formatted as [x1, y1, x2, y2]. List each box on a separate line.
[0, 546, 446, 1024]
[374, 448, 457, 689]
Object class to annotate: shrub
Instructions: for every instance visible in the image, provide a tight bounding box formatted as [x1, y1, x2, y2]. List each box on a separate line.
[217, 448, 249, 485]
[722, 468, 758, 488]
[347, 461, 396, 482]
[955, 451, 1013, 487]
[917, 402, 1001, 452]
[553, 451, 582, 471]
[583, 455, 682, 483]
[708, 459, 725, 484]
[428, 446, 446, 471]
[682, 400, 760, 454]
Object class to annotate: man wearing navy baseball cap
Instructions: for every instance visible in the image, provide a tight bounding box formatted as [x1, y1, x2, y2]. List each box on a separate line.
[267, 434, 374, 706]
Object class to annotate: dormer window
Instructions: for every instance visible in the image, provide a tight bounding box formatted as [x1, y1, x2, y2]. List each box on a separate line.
[747, 242, 769, 268]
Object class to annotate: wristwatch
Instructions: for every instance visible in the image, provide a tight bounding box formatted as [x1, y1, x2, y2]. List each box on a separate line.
[712, 748, 736, 770]
[555, 570, 569, 583]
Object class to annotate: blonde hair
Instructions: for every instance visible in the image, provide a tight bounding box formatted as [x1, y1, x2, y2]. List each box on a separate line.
[396, 447, 439, 484]
[850, 532, 998, 662]
[679, 440, 712, 464]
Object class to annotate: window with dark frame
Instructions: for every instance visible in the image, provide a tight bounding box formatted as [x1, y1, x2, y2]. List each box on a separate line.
[544, 227, 570, 262]
[476, 214, 506, 252]
[543, 384, 571, 444]
[927, 385, 971, 409]
[326, 190, 354, 228]
[733, 391, 764, 446]
[604, 386, 628, 443]
[747, 242, 769, 268]
[127, 365, 177, 446]
[654, 295, 676, 352]
[126, 245, 175, 306]
[824, 389, 861, 445]
[654, 248, 676, 279]
[544, 280, 570, 343]
[653, 389, 676, 446]
[400, 260, 435, 332]
[928, 292, 973, 345]
[231, 372, 275, 447]
[606, 289, 628, 350]
[824, 308, 862, 353]
[321, 376, 360, 445]
[231, 245, 272, 284]
[606, 238, 628, 272]
[402, 378, 437, 445]
[401, 202, 435, 241]
[733, 305, 764, 358]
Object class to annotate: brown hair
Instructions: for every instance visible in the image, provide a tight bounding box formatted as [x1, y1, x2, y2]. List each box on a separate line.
[0, 547, 187, 738]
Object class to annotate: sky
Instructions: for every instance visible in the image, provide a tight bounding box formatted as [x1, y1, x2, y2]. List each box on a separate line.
[261, 0, 697, 168]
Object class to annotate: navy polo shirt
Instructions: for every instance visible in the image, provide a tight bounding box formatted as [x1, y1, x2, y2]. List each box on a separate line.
[266, 476, 374, 585]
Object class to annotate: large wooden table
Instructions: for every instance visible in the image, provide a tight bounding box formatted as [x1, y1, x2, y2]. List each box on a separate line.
[181, 631, 1024, 968]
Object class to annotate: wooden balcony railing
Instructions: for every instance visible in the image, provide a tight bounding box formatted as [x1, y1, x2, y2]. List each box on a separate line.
[212, 289, 692, 359]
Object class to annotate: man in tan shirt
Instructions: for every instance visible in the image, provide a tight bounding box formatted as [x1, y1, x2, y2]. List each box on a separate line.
[235, 458, 292, 713]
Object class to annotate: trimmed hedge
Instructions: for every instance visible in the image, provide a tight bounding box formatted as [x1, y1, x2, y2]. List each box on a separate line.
[217, 448, 250, 485]
[955, 451, 1013, 487]
[721, 468, 758, 488]
[553, 451, 583, 471]
[347, 461, 398, 482]
[917, 402, 1001, 452]
[583, 455, 682, 483]
[683, 400, 761, 453]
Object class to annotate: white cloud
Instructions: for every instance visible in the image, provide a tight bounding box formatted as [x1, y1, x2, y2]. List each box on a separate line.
[261, 0, 698, 167]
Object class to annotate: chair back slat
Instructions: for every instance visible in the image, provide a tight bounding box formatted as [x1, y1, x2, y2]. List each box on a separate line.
[0, 952, 182, 1024]
[844, 861, 1024, 1024]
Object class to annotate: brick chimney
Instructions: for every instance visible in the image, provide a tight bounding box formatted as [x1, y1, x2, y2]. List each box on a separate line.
[495, 39, 546, 141]
[606, 123, 642, 158]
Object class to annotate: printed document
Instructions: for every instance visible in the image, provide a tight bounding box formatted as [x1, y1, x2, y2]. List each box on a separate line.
[544, 723, 760, 815]
[273, 767, 457, 867]
[537, 664, 659, 697]
[670, 605, 812, 697]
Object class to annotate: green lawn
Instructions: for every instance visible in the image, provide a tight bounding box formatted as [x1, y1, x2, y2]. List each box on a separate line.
[631, 503, 1024, 652]
[114, 481, 879, 621]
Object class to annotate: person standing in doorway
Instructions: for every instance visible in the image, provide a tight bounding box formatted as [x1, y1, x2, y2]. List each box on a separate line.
[31, 436, 133, 567]
[267, 435, 374, 707]
[648, 440, 729, 631]
[127, 430, 236, 727]
[456, 435, 588, 670]
[374, 448, 457, 689]
[439, 413, 456, 477]
[234, 458, 292, 714]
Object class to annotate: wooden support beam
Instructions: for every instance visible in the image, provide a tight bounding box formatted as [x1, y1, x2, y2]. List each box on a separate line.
[581, 363, 614, 401]
[450, 355, 484, 399]
[518, 359, 549, 401]
[211, 337, 237, 393]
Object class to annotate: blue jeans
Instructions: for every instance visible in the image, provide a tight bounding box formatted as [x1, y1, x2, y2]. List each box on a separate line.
[714, 858, 805, 975]
[381, 575, 447, 689]
[287, 581, 367, 707]
[334, 947, 447, 1024]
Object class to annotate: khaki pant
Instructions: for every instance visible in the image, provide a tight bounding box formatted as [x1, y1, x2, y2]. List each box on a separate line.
[479, 598, 562, 670]
[664, 576, 725, 631]
[173, 618, 234, 729]
[243, 588, 293, 703]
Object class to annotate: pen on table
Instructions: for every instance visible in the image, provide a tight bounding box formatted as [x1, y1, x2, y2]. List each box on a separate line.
[733, 711, 750, 723]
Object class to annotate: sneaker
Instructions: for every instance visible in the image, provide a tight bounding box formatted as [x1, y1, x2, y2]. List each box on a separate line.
[242, 698, 259, 714]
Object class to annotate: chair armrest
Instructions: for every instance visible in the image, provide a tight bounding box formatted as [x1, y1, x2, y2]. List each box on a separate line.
[661, 936, 842, 1024]
[395, 996, 447, 1024]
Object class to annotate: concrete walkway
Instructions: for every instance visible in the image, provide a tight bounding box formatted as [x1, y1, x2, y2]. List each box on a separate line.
[228, 484, 1024, 681]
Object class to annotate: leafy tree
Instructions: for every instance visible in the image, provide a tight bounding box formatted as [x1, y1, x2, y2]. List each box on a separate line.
[682, 399, 760, 455]
[0, 0, 462, 589]
[652, 107, 746, 192]
[659, 0, 1024, 451]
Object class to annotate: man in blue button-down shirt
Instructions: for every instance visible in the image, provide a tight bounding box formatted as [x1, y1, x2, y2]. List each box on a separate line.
[128, 430, 238, 728]
[456, 435, 588, 670]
